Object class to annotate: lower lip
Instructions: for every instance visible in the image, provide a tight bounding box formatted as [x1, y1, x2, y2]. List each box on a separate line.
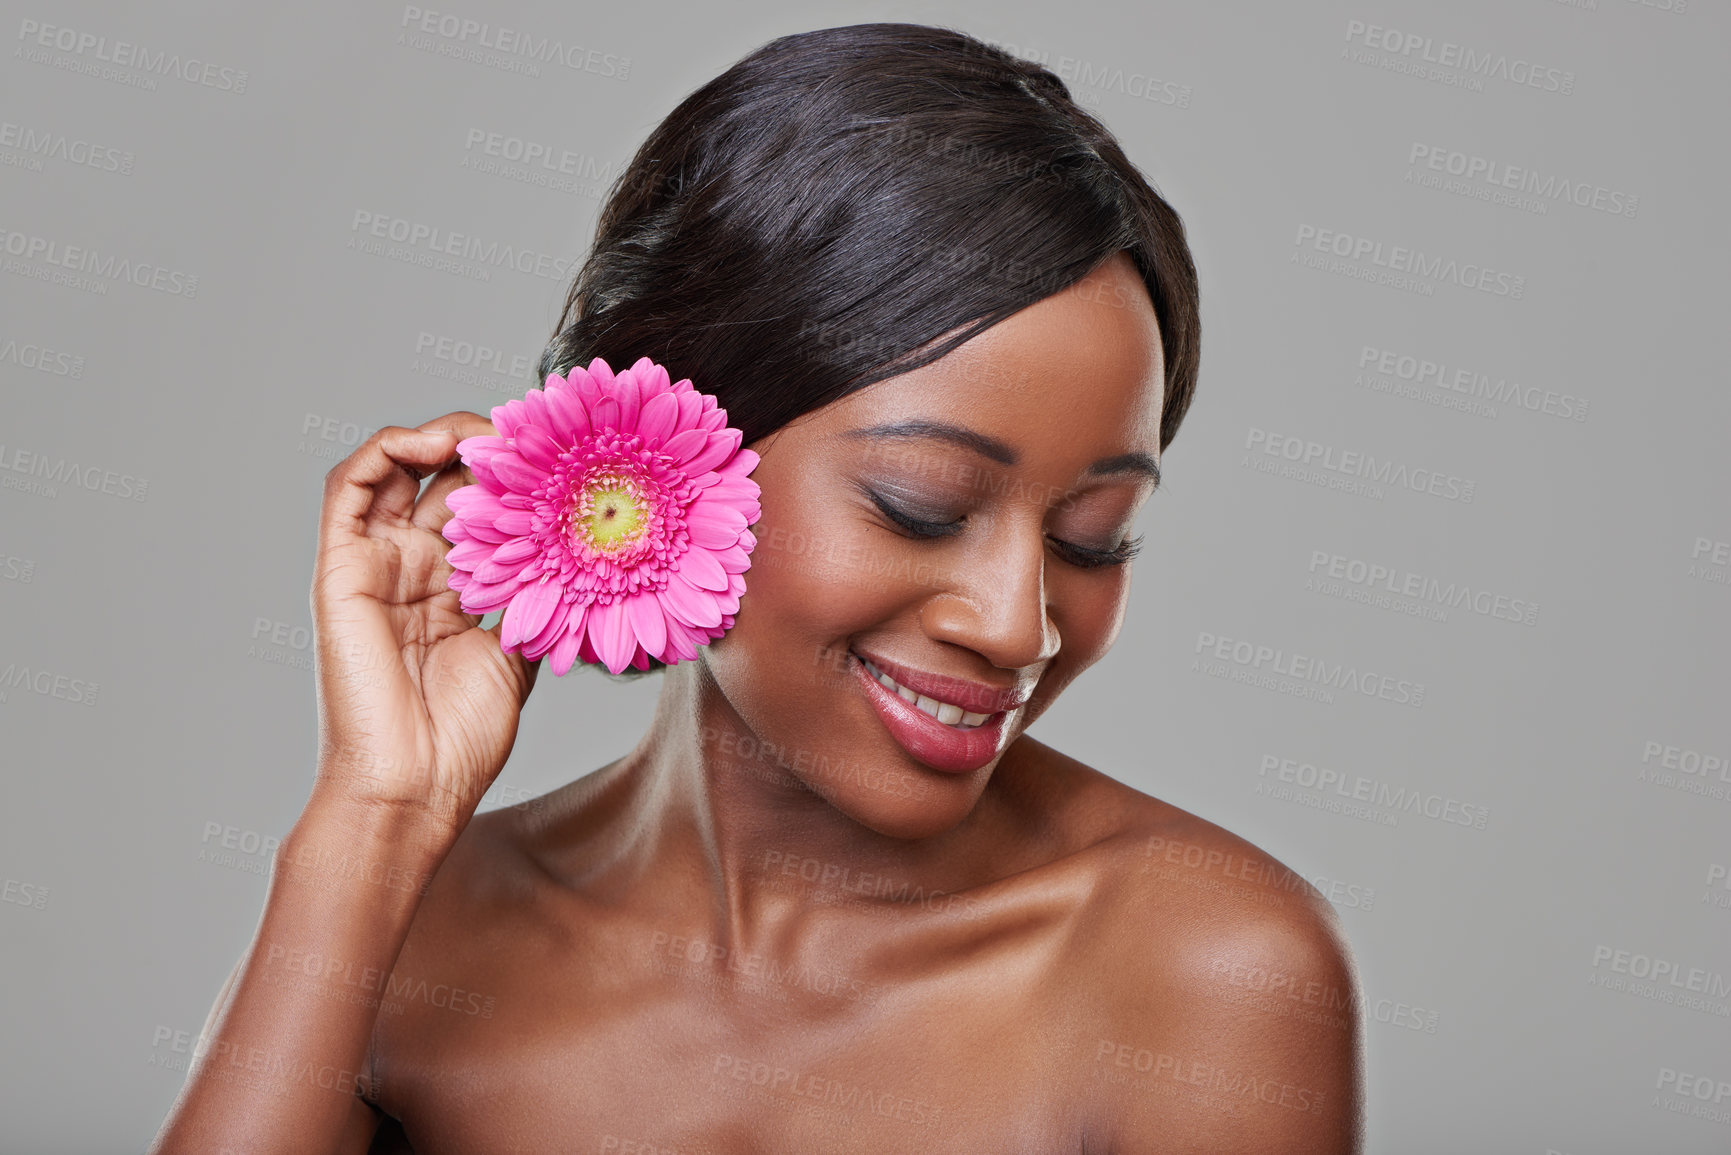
[848, 650, 1010, 775]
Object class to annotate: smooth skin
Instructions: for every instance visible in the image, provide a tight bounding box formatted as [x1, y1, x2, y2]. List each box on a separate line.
[150, 253, 1362, 1154]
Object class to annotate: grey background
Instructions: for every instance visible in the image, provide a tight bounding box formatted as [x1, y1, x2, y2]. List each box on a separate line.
[1, 0, 1726, 1151]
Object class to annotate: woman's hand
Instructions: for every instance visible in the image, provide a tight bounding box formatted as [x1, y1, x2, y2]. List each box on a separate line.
[308, 411, 541, 840]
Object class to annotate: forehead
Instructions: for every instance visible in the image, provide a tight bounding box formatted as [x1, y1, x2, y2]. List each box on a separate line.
[814, 254, 1165, 458]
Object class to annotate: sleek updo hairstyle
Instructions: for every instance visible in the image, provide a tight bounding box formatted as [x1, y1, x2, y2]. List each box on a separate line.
[540, 19, 1204, 450]
[539, 21, 1202, 679]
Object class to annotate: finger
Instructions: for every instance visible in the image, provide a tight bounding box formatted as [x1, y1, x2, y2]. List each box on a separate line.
[321, 413, 497, 544]
[410, 457, 481, 535]
[416, 410, 498, 443]
[404, 410, 500, 527]
[321, 427, 459, 546]
[371, 412, 503, 536]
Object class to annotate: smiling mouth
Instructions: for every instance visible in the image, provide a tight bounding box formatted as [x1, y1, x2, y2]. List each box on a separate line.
[852, 652, 998, 730]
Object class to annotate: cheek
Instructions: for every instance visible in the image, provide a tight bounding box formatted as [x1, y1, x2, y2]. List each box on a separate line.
[711, 494, 904, 691]
[1054, 568, 1133, 668]
[740, 482, 919, 626]
[1022, 570, 1130, 725]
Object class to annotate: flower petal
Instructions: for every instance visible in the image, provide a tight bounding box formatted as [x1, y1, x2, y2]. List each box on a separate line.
[682, 429, 743, 477]
[502, 577, 560, 648]
[718, 449, 760, 479]
[587, 357, 615, 391]
[590, 395, 622, 434]
[591, 600, 634, 674]
[713, 544, 752, 574]
[491, 536, 541, 565]
[701, 482, 759, 509]
[613, 369, 642, 432]
[462, 571, 519, 601]
[462, 518, 512, 545]
[635, 391, 680, 447]
[663, 620, 700, 662]
[673, 387, 704, 432]
[660, 427, 708, 464]
[547, 603, 589, 676]
[445, 484, 488, 513]
[522, 388, 552, 434]
[491, 399, 528, 439]
[522, 596, 569, 656]
[626, 591, 668, 663]
[689, 497, 748, 531]
[489, 450, 546, 494]
[571, 372, 602, 412]
[445, 537, 495, 570]
[474, 555, 532, 585]
[686, 509, 743, 550]
[495, 508, 535, 535]
[682, 519, 737, 550]
[457, 433, 506, 459]
[547, 378, 592, 445]
[465, 456, 503, 493]
[659, 573, 724, 628]
[513, 424, 563, 471]
[458, 488, 510, 518]
[676, 545, 730, 593]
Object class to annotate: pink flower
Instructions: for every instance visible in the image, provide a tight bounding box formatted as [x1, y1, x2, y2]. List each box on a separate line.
[441, 356, 761, 676]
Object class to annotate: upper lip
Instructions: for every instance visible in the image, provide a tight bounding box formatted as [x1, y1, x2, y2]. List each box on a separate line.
[851, 648, 1032, 715]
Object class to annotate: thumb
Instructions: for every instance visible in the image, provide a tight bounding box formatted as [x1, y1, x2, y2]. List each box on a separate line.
[482, 617, 543, 698]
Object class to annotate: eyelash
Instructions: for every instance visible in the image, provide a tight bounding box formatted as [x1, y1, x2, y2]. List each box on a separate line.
[868, 492, 1144, 569]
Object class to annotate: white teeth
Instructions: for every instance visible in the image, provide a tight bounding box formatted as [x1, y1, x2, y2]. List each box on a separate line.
[860, 655, 994, 730]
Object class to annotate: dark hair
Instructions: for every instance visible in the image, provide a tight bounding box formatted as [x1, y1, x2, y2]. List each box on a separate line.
[539, 21, 1201, 679]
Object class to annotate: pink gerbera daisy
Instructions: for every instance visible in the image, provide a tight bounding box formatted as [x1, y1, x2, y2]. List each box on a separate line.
[441, 356, 761, 676]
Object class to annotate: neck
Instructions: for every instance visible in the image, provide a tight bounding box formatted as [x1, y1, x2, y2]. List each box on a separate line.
[543, 657, 1028, 956]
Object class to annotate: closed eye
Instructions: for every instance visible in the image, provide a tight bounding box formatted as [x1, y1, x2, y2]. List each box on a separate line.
[1055, 534, 1143, 568]
[867, 489, 963, 538]
[866, 489, 1142, 569]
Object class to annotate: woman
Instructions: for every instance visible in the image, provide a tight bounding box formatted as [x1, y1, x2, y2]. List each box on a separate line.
[152, 23, 1362, 1154]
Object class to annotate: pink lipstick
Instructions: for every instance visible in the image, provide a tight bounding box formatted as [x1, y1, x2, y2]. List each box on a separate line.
[847, 648, 1027, 774]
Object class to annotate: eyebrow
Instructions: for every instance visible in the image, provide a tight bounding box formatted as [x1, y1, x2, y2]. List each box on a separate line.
[841, 420, 1160, 488]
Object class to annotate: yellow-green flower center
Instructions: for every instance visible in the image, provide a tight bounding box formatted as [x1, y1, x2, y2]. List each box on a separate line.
[576, 477, 648, 552]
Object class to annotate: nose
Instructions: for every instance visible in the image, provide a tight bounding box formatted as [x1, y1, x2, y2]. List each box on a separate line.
[918, 520, 1059, 673]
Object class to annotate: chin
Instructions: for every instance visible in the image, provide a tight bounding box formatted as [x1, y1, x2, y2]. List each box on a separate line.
[807, 767, 991, 841]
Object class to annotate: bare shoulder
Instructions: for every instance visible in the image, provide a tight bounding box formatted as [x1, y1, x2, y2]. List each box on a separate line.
[1014, 739, 1364, 1154]
[362, 799, 563, 1080]
[391, 799, 564, 960]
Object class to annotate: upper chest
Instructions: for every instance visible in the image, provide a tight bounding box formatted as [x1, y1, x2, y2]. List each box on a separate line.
[369, 881, 1121, 1153]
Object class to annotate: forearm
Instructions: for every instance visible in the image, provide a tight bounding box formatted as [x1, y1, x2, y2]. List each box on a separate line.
[148, 793, 453, 1155]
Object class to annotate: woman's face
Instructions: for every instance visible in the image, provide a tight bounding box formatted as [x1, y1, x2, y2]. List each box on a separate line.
[703, 252, 1165, 839]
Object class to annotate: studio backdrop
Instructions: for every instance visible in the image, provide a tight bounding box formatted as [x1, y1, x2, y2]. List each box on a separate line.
[0, 1, 1726, 1152]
